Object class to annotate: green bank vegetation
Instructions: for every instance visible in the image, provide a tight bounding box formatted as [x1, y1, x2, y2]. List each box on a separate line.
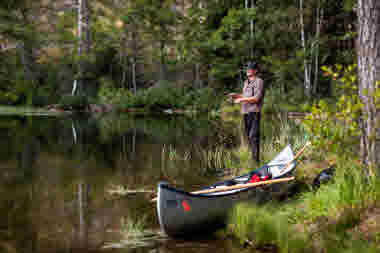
[226, 65, 380, 252]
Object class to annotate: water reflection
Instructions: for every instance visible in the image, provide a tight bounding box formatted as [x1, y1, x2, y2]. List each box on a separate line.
[0, 114, 242, 253]
[0, 113, 302, 253]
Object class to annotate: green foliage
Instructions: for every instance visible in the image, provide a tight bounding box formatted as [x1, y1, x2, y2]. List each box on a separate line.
[59, 94, 89, 111]
[231, 160, 380, 253]
[302, 64, 363, 156]
[29, 87, 54, 107]
[293, 164, 380, 223]
[189, 87, 219, 112]
[111, 81, 220, 112]
[262, 85, 311, 113]
[231, 203, 309, 253]
[142, 81, 184, 109]
[0, 0, 360, 111]
[98, 78, 134, 105]
[205, 7, 256, 81]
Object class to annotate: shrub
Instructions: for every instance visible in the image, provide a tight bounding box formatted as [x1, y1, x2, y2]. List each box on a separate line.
[98, 78, 134, 105]
[302, 64, 364, 158]
[59, 94, 89, 110]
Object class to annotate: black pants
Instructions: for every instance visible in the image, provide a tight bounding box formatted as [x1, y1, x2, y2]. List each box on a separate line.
[244, 112, 261, 162]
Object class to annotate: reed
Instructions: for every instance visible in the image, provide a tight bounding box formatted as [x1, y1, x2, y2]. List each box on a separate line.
[199, 147, 233, 170]
[120, 216, 147, 238]
[104, 216, 164, 249]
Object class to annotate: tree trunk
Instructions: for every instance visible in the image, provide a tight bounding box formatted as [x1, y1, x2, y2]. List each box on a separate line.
[357, 0, 380, 174]
[83, 0, 90, 55]
[250, 0, 255, 58]
[77, 181, 88, 249]
[160, 39, 167, 80]
[74, 0, 91, 95]
[300, 0, 311, 97]
[313, 0, 324, 95]
[73, 0, 83, 95]
[131, 28, 138, 94]
[195, 63, 201, 88]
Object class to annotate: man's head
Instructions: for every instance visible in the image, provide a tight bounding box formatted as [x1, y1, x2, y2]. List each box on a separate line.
[246, 61, 258, 78]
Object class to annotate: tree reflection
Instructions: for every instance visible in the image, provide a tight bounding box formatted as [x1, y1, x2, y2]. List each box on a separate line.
[0, 114, 239, 253]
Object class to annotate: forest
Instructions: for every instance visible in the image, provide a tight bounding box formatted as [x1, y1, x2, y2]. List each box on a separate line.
[1, 1, 380, 252]
[1, 0, 378, 171]
[0, 0, 357, 110]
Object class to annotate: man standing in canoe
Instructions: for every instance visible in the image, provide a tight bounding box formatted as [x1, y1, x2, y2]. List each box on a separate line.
[230, 61, 265, 163]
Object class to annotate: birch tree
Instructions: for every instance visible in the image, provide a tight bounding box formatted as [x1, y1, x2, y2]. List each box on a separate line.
[73, 0, 91, 95]
[299, 0, 326, 97]
[299, 0, 311, 97]
[357, 0, 380, 172]
[313, 0, 324, 95]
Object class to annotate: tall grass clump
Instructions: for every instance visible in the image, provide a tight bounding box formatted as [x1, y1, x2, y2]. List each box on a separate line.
[104, 216, 164, 249]
[230, 161, 380, 252]
[120, 216, 147, 238]
[199, 146, 233, 170]
[225, 114, 309, 177]
[231, 203, 309, 253]
[293, 161, 380, 223]
[233, 143, 255, 167]
[260, 117, 308, 164]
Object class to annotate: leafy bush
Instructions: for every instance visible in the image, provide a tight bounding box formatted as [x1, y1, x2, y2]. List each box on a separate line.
[29, 87, 56, 107]
[190, 87, 219, 112]
[98, 78, 134, 105]
[59, 94, 89, 110]
[109, 80, 221, 112]
[141, 80, 188, 109]
[302, 64, 363, 157]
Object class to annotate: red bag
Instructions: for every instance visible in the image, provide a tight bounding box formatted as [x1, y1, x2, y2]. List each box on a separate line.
[249, 174, 261, 183]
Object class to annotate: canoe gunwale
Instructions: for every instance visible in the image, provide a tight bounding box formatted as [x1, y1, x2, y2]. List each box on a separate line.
[158, 169, 295, 199]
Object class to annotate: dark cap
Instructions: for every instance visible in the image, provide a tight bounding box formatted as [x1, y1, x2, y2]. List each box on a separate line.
[247, 61, 258, 70]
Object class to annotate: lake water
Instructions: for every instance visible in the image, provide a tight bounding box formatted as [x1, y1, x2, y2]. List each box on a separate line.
[0, 112, 299, 253]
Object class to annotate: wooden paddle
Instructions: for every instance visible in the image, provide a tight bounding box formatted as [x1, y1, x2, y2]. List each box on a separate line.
[150, 177, 295, 202]
[278, 141, 311, 174]
[191, 176, 295, 194]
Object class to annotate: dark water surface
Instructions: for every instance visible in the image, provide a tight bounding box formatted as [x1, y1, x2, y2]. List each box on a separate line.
[0, 113, 294, 253]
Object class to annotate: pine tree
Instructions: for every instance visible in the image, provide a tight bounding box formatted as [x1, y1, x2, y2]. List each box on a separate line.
[357, 0, 380, 173]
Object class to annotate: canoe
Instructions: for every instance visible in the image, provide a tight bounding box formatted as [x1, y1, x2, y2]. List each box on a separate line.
[156, 145, 297, 237]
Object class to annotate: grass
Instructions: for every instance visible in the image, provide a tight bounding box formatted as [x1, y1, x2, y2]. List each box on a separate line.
[202, 115, 380, 252]
[103, 216, 166, 249]
[231, 203, 309, 253]
[226, 115, 309, 177]
[292, 161, 380, 223]
[228, 155, 380, 252]
[199, 147, 234, 170]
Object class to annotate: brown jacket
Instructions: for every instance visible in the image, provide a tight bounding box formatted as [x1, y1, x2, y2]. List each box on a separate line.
[241, 77, 265, 114]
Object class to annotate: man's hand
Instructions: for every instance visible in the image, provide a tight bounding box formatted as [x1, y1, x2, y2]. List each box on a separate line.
[227, 93, 242, 99]
[234, 97, 258, 104]
[234, 97, 246, 104]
